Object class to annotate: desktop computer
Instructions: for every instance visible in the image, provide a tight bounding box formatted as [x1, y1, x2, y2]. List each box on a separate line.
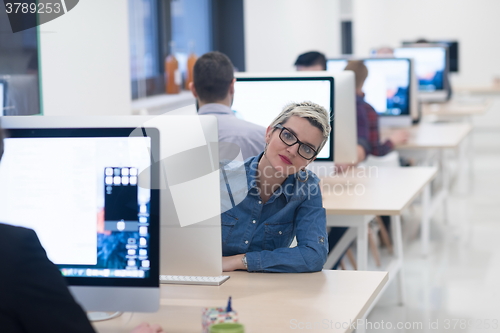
[393, 45, 450, 102]
[234, 71, 361, 169]
[0, 116, 161, 313]
[403, 40, 459, 73]
[233, 72, 362, 165]
[233, 73, 335, 162]
[327, 58, 419, 127]
[0, 114, 230, 308]
[0, 75, 40, 116]
[0, 79, 6, 116]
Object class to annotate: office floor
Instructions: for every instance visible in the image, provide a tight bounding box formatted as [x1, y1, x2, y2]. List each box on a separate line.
[367, 102, 500, 332]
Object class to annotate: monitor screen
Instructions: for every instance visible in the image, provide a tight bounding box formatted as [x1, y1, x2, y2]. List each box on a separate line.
[403, 40, 458, 73]
[0, 128, 160, 288]
[326, 59, 348, 74]
[327, 58, 411, 116]
[363, 58, 411, 116]
[0, 81, 4, 116]
[393, 46, 447, 92]
[233, 77, 334, 161]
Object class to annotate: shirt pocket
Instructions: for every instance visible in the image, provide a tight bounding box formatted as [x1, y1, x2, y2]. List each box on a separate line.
[221, 211, 239, 245]
[263, 221, 294, 250]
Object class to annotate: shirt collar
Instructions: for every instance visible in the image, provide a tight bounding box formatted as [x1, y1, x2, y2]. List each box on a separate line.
[245, 153, 297, 203]
[356, 93, 366, 103]
[198, 103, 233, 115]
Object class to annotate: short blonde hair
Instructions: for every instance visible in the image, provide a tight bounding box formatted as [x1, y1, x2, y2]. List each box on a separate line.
[269, 101, 331, 154]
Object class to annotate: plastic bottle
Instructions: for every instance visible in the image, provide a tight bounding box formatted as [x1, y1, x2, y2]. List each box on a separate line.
[185, 41, 197, 90]
[165, 41, 181, 94]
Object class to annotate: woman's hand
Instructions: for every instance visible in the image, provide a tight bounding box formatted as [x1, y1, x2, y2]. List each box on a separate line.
[222, 254, 247, 272]
[131, 322, 165, 333]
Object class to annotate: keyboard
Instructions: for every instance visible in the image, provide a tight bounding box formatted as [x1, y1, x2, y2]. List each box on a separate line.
[159, 275, 230, 286]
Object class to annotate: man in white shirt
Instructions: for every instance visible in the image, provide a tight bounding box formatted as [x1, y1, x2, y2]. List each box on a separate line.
[189, 51, 265, 161]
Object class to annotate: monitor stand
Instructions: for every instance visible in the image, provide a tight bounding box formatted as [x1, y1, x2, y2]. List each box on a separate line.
[87, 311, 122, 322]
[378, 116, 412, 128]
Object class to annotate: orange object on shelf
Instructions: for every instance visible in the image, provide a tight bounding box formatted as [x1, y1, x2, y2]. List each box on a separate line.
[185, 41, 197, 90]
[165, 42, 180, 94]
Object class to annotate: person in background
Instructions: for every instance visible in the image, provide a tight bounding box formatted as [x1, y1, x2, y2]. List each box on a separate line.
[221, 102, 330, 273]
[327, 61, 409, 261]
[190, 51, 266, 161]
[294, 51, 367, 165]
[294, 51, 327, 71]
[372, 46, 395, 57]
[0, 127, 165, 333]
[345, 60, 409, 158]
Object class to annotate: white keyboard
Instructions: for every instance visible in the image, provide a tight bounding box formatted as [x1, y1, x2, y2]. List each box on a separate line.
[159, 275, 230, 286]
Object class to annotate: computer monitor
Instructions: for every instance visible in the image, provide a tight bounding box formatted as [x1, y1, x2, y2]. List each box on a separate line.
[0, 80, 5, 116]
[1, 74, 40, 116]
[403, 40, 459, 73]
[326, 59, 348, 74]
[0, 115, 225, 280]
[327, 58, 418, 126]
[393, 46, 449, 102]
[155, 115, 223, 277]
[0, 116, 160, 313]
[233, 74, 334, 162]
[322, 71, 357, 164]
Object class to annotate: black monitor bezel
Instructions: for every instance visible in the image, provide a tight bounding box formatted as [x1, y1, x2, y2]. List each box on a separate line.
[235, 76, 335, 162]
[6, 127, 160, 287]
[403, 40, 458, 73]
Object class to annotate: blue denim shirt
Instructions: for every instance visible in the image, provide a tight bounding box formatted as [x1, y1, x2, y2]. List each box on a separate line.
[221, 153, 328, 273]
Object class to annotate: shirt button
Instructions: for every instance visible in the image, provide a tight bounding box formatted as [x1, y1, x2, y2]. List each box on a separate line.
[252, 220, 256, 224]
[258, 201, 262, 204]
[278, 231, 282, 235]
[245, 240, 249, 244]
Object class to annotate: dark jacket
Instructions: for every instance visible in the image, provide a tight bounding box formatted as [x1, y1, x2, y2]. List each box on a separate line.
[0, 224, 96, 333]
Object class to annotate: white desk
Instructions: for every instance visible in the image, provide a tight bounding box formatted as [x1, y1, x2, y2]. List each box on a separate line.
[389, 122, 473, 213]
[454, 85, 500, 95]
[94, 270, 388, 333]
[321, 166, 437, 318]
[422, 99, 492, 118]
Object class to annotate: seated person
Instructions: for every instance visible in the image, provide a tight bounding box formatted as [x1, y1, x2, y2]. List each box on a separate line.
[190, 51, 266, 160]
[294, 51, 366, 165]
[294, 51, 327, 71]
[0, 127, 164, 333]
[328, 61, 409, 261]
[221, 102, 330, 273]
[345, 60, 409, 159]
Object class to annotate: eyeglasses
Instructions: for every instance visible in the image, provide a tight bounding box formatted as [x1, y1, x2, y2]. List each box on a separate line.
[274, 124, 318, 160]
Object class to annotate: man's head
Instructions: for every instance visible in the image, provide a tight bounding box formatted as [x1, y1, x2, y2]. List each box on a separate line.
[0, 126, 4, 162]
[294, 51, 327, 71]
[344, 60, 368, 94]
[190, 51, 235, 106]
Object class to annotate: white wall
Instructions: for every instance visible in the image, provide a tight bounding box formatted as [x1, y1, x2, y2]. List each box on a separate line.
[353, 0, 500, 87]
[244, 0, 341, 72]
[39, 0, 131, 116]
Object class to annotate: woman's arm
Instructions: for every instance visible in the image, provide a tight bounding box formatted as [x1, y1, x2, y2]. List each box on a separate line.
[245, 183, 328, 273]
[222, 254, 247, 272]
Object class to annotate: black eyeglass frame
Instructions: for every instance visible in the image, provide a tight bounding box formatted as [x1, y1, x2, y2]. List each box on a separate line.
[274, 124, 318, 160]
